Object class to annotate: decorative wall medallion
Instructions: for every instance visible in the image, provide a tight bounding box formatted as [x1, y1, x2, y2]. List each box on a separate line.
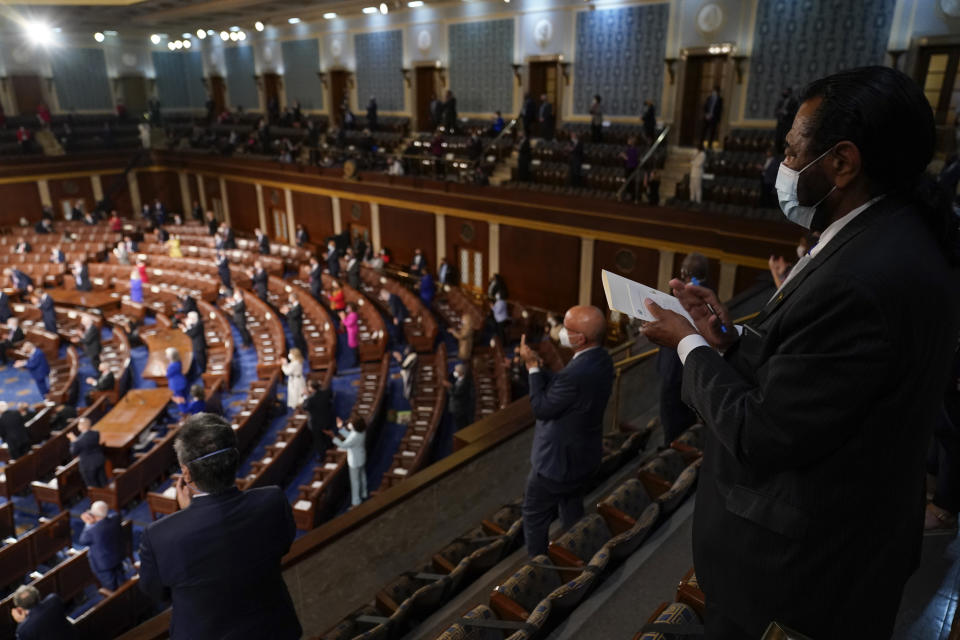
[534, 19, 553, 49]
[351, 203, 361, 220]
[331, 38, 343, 59]
[614, 249, 636, 273]
[121, 53, 138, 67]
[417, 29, 432, 53]
[696, 3, 724, 34]
[459, 222, 475, 243]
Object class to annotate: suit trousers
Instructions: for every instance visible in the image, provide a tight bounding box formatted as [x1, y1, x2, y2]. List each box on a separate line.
[349, 465, 368, 506]
[93, 564, 125, 591]
[931, 408, 960, 513]
[522, 470, 587, 557]
[81, 464, 107, 489]
[33, 376, 49, 397]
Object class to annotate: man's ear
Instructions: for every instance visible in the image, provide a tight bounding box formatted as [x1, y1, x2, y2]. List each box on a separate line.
[828, 141, 862, 189]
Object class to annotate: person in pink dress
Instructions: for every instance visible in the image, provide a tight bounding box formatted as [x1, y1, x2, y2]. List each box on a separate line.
[339, 303, 359, 369]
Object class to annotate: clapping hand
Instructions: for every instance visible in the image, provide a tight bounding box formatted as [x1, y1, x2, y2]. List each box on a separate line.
[518, 335, 541, 370]
[649, 279, 736, 350]
[66, 431, 76, 442]
[80, 511, 94, 525]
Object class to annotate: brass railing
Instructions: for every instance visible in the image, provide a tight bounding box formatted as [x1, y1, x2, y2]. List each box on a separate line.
[616, 125, 671, 202]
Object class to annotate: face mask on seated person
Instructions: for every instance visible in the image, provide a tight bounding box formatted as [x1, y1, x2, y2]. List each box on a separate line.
[775, 146, 837, 229]
[559, 327, 583, 350]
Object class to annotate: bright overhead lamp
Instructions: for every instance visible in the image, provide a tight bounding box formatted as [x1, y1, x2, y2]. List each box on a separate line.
[288, 17, 301, 24]
[104, 30, 118, 36]
[207, 29, 216, 35]
[407, 1, 423, 6]
[196, 29, 206, 39]
[167, 41, 175, 50]
[323, 12, 337, 19]
[254, 21, 264, 31]
[229, 25, 240, 31]
[362, 6, 378, 14]
[150, 33, 161, 44]
[183, 39, 192, 48]
[237, 31, 246, 41]
[220, 31, 229, 40]
[229, 32, 239, 41]
[379, 2, 388, 14]
[176, 40, 184, 49]
[94, 32, 105, 42]
[182, 33, 191, 39]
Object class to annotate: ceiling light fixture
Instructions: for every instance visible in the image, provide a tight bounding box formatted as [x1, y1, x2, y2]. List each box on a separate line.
[167, 41, 175, 50]
[183, 39, 192, 48]
[237, 31, 247, 41]
[220, 31, 229, 40]
[229, 32, 239, 41]
[288, 17, 301, 24]
[151, 33, 161, 44]
[94, 32, 105, 42]
[196, 29, 206, 39]
[229, 25, 240, 32]
[181, 33, 191, 39]
[254, 21, 264, 31]
[323, 12, 337, 19]
[362, 6, 378, 14]
[407, 1, 423, 6]
[380, 2, 389, 14]
[104, 30, 118, 36]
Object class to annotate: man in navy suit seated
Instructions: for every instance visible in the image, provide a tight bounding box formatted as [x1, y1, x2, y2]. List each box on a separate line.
[78, 500, 125, 590]
[10, 585, 76, 639]
[517, 305, 614, 557]
[15, 343, 50, 397]
[138, 413, 302, 639]
[5, 267, 32, 293]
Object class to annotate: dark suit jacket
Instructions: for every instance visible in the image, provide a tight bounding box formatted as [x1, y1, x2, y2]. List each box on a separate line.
[309, 265, 323, 299]
[387, 294, 408, 324]
[15, 594, 76, 640]
[78, 512, 123, 572]
[177, 297, 198, 317]
[304, 388, 334, 436]
[296, 229, 309, 247]
[448, 375, 475, 423]
[257, 234, 270, 255]
[50, 250, 65, 264]
[74, 264, 91, 291]
[287, 303, 303, 336]
[4, 326, 24, 345]
[12, 270, 32, 292]
[252, 270, 268, 300]
[80, 324, 100, 362]
[70, 429, 106, 485]
[346, 260, 360, 290]
[326, 251, 340, 278]
[681, 197, 960, 637]
[138, 486, 302, 640]
[703, 93, 723, 120]
[528, 347, 614, 483]
[223, 228, 236, 249]
[25, 349, 49, 384]
[39, 295, 56, 333]
[232, 300, 247, 327]
[94, 371, 115, 392]
[0, 409, 30, 459]
[0, 292, 10, 324]
[217, 258, 232, 288]
[207, 219, 219, 236]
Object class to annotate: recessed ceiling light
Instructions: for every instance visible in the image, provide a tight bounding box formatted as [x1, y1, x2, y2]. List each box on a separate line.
[237, 31, 246, 41]
[379, 2, 388, 14]
[182, 33, 191, 39]
[362, 6, 378, 14]
[167, 41, 175, 50]
[323, 12, 337, 19]
[196, 29, 206, 39]
[220, 31, 229, 40]
[254, 21, 264, 31]
[151, 34, 161, 44]
[207, 29, 216, 35]
[183, 39, 192, 48]
[288, 17, 301, 24]
[104, 30, 118, 36]
[408, 1, 423, 6]
[229, 32, 239, 41]
[94, 32, 105, 42]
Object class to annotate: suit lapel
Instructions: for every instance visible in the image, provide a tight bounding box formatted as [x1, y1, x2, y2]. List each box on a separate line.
[750, 197, 900, 328]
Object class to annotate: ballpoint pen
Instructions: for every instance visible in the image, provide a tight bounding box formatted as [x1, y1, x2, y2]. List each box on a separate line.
[690, 277, 727, 334]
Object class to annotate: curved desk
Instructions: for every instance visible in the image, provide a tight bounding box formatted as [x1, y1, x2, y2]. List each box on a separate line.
[141, 328, 193, 386]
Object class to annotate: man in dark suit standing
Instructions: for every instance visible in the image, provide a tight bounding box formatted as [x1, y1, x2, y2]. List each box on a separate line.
[78, 500, 124, 589]
[228, 289, 252, 348]
[206, 211, 218, 236]
[67, 416, 108, 487]
[380, 289, 408, 346]
[84, 361, 115, 406]
[345, 250, 360, 290]
[72, 260, 91, 292]
[16, 343, 50, 397]
[282, 294, 307, 355]
[78, 315, 101, 370]
[442, 90, 458, 134]
[567, 133, 584, 188]
[642, 66, 960, 638]
[303, 379, 334, 458]
[538, 94, 554, 140]
[220, 223, 237, 249]
[255, 228, 271, 255]
[437, 257, 458, 286]
[0, 401, 31, 459]
[517, 306, 614, 557]
[250, 261, 268, 303]
[183, 312, 207, 377]
[701, 85, 723, 149]
[215, 252, 232, 291]
[10, 585, 76, 640]
[49, 246, 65, 264]
[36, 288, 57, 334]
[175, 293, 198, 326]
[520, 92, 537, 137]
[366, 96, 378, 131]
[138, 413, 302, 640]
[446, 363, 474, 431]
[295, 224, 310, 248]
[325, 242, 340, 279]
[191, 200, 203, 221]
[0, 318, 24, 365]
[0, 290, 11, 325]
[308, 257, 323, 300]
[410, 248, 427, 276]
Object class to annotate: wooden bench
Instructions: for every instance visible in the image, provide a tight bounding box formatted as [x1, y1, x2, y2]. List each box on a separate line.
[86, 427, 179, 512]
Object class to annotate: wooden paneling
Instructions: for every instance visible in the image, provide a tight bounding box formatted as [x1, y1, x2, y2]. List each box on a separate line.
[99, 173, 133, 216]
[340, 198, 370, 232]
[48, 177, 95, 216]
[0, 182, 42, 225]
[672, 252, 720, 290]
[291, 191, 334, 243]
[136, 171, 181, 213]
[733, 265, 769, 298]
[185, 174, 200, 211]
[445, 215, 488, 291]
[262, 186, 287, 240]
[225, 180, 259, 233]
[379, 206, 435, 269]
[202, 176, 221, 200]
[499, 225, 579, 311]
[592, 241, 660, 310]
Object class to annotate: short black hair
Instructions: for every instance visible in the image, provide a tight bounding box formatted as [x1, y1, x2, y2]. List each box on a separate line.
[800, 66, 958, 262]
[174, 413, 239, 493]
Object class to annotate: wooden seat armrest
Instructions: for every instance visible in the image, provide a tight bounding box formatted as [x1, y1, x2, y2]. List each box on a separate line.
[489, 591, 530, 622]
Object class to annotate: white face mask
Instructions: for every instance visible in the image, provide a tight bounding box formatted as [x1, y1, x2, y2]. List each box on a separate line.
[559, 327, 574, 349]
[775, 147, 836, 229]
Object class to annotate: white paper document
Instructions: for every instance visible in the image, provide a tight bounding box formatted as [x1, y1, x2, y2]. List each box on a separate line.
[601, 270, 695, 325]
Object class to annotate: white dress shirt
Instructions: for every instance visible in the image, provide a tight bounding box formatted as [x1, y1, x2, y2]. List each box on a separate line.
[676, 196, 885, 365]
